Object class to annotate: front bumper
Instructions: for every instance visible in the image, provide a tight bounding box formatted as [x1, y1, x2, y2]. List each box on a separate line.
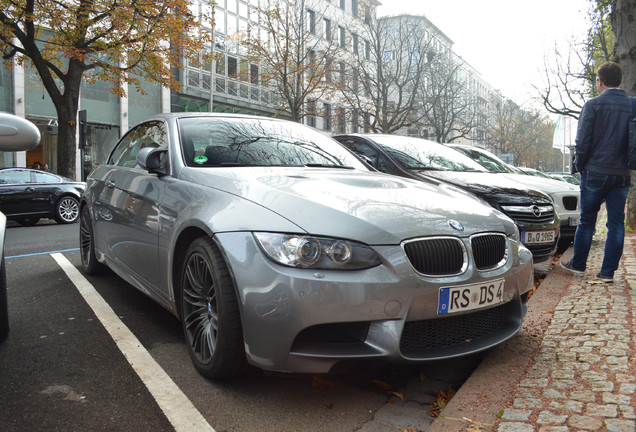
[216, 231, 534, 374]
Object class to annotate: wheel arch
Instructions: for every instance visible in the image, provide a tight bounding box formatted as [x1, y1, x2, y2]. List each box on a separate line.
[171, 227, 241, 321]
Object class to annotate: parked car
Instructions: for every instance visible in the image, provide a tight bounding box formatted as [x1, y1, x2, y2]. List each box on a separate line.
[334, 134, 560, 263]
[80, 113, 534, 379]
[0, 113, 41, 342]
[548, 172, 581, 185]
[0, 168, 84, 226]
[448, 144, 580, 251]
[515, 166, 555, 179]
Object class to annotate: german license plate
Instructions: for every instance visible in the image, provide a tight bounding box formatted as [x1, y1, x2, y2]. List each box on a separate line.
[522, 230, 555, 244]
[569, 216, 579, 226]
[438, 279, 505, 315]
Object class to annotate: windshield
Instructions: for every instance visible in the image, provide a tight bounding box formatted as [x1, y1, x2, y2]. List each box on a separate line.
[452, 146, 516, 173]
[370, 136, 487, 172]
[179, 117, 367, 169]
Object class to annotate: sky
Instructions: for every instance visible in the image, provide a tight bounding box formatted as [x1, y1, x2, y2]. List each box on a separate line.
[376, 0, 591, 108]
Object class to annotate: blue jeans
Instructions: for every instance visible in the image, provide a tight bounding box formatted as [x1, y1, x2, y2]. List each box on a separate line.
[571, 171, 631, 276]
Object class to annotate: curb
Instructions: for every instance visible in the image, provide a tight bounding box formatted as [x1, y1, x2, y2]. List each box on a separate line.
[427, 251, 575, 432]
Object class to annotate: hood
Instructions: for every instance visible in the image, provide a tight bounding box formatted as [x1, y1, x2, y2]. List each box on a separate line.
[413, 170, 553, 208]
[182, 167, 516, 245]
[502, 173, 579, 194]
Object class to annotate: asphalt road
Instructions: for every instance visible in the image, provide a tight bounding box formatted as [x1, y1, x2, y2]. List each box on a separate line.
[0, 220, 478, 432]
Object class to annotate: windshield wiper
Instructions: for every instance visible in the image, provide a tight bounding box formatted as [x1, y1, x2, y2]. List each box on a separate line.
[409, 166, 442, 171]
[304, 163, 354, 169]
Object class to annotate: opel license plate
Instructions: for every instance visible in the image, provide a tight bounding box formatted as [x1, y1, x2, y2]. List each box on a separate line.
[522, 230, 555, 244]
[438, 279, 505, 315]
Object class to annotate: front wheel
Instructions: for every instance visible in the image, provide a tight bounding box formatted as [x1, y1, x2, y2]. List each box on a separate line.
[79, 206, 103, 275]
[55, 196, 80, 224]
[180, 237, 245, 379]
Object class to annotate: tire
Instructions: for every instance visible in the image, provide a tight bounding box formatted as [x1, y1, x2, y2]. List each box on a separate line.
[0, 255, 8, 343]
[17, 217, 40, 226]
[79, 206, 103, 275]
[55, 196, 80, 224]
[180, 237, 245, 379]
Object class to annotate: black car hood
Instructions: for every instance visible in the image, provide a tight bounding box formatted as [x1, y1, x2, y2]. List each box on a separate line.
[412, 170, 552, 207]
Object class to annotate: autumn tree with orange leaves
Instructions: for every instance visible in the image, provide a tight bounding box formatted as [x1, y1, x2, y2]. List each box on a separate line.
[0, 0, 213, 179]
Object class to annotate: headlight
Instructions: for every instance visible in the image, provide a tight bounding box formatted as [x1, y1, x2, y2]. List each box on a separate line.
[254, 233, 381, 270]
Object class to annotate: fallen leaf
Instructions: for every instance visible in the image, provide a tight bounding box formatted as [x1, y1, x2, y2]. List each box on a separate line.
[325, 403, 333, 409]
[371, 379, 393, 391]
[312, 376, 335, 390]
[387, 391, 404, 400]
[587, 280, 604, 284]
[386, 400, 394, 406]
[419, 371, 427, 382]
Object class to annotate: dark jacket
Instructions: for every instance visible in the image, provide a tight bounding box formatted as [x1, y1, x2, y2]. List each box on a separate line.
[573, 88, 633, 176]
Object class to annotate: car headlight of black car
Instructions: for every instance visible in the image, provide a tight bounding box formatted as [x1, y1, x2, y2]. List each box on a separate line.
[254, 233, 381, 270]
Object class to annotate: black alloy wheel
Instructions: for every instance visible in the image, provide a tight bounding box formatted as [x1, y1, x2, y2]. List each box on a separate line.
[79, 206, 102, 275]
[180, 237, 245, 379]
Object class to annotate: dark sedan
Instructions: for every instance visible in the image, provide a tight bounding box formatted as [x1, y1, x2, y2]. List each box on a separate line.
[334, 134, 561, 263]
[0, 168, 85, 225]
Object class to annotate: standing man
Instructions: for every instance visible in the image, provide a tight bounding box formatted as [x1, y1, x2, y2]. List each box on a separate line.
[560, 61, 632, 282]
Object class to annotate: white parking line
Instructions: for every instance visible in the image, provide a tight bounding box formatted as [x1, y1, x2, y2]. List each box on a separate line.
[51, 253, 215, 432]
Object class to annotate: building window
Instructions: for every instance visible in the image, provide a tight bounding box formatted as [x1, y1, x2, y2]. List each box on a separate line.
[383, 51, 393, 62]
[339, 0, 345, 10]
[351, 69, 360, 93]
[323, 103, 331, 131]
[352, 0, 358, 16]
[306, 99, 316, 127]
[338, 26, 346, 48]
[323, 18, 331, 41]
[365, 40, 370, 60]
[352, 68, 359, 93]
[307, 9, 316, 35]
[228, 56, 238, 78]
[339, 62, 346, 85]
[336, 107, 346, 133]
[352, 33, 358, 56]
[250, 64, 259, 85]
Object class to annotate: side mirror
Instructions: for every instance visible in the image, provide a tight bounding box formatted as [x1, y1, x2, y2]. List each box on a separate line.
[0, 113, 41, 151]
[136, 146, 168, 175]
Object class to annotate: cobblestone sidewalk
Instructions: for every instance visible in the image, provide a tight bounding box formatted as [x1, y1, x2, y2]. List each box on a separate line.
[495, 217, 636, 431]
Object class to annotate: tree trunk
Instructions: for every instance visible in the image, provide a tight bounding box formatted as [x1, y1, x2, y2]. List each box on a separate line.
[612, 0, 636, 227]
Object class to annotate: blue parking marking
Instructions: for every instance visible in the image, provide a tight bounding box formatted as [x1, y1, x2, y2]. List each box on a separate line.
[6, 248, 79, 259]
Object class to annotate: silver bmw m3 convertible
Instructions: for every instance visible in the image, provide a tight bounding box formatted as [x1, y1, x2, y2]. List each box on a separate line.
[79, 113, 533, 379]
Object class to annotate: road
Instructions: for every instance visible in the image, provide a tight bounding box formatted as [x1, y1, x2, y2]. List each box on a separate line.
[0, 221, 480, 432]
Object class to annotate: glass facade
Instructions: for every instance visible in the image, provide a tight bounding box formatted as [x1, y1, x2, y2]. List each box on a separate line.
[128, 76, 162, 126]
[0, 62, 11, 113]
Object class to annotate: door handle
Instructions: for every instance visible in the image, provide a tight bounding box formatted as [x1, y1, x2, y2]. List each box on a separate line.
[106, 181, 115, 188]
[25, 187, 35, 192]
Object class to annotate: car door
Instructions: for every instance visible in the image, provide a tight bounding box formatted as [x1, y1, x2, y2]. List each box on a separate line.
[95, 121, 169, 290]
[0, 169, 43, 217]
[31, 171, 64, 214]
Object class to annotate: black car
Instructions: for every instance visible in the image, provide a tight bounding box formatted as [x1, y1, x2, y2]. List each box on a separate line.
[0, 168, 85, 226]
[334, 134, 560, 263]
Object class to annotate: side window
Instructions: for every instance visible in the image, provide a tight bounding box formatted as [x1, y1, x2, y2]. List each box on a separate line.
[341, 140, 379, 168]
[33, 172, 61, 184]
[0, 170, 32, 184]
[378, 155, 401, 175]
[109, 121, 168, 168]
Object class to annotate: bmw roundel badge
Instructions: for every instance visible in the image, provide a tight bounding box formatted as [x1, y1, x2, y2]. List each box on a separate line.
[448, 219, 464, 232]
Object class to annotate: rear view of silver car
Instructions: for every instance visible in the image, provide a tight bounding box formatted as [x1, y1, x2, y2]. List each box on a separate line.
[79, 114, 534, 379]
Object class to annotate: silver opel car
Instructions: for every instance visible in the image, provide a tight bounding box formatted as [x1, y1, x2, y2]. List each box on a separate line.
[79, 113, 533, 379]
